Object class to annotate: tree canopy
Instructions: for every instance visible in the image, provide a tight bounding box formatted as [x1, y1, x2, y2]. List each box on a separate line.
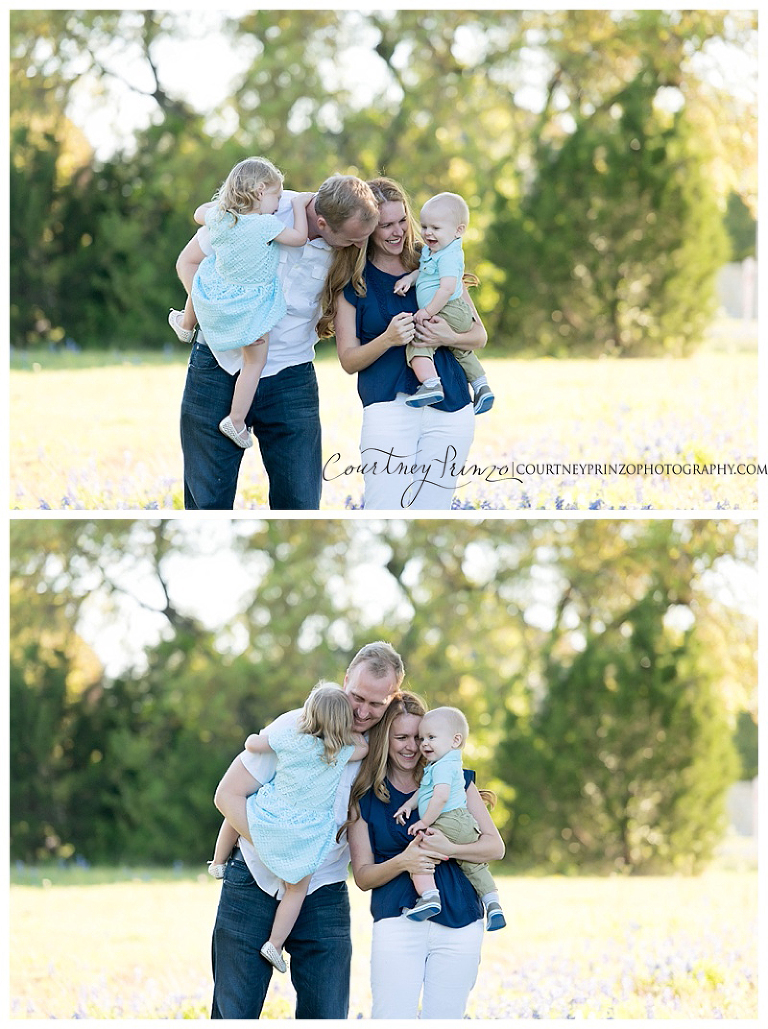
[10, 518, 757, 870]
[10, 9, 757, 353]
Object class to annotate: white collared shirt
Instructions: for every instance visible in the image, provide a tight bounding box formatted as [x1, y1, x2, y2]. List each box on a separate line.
[195, 190, 333, 378]
[236, 709, 360, 898]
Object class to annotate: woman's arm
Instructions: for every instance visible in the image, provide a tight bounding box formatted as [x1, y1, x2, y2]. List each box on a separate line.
[348, 814, 447, 892]
[421, 783, 505, 863]
[415, 283, 488, 351]
[213, 754, 262, 842]
[334, 293, 415, 375]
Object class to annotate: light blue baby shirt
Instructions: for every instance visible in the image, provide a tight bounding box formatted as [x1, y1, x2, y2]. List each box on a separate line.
[415, 237, 465, 309]
[417, 749, 467, 817]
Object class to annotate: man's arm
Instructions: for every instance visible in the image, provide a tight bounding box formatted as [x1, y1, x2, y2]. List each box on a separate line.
[176, 235, 206, 295]
[213, 754, 262, 841]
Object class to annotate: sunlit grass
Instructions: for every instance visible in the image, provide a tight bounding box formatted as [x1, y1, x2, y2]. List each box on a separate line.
[9, 341, 758, 510]
[9, 867, 757, 1019]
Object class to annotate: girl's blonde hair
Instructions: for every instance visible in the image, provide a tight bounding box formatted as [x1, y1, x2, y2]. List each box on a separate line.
[215, 156, 283, 223]
[316, 176, 421, 339]
[298, 681, 357, 764]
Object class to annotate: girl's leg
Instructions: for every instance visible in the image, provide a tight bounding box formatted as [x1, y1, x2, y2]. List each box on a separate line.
[211, 818, 240, 866]
[229, 338, 269, 430]
[180, 294, 198, 331]
[268, 874, 312, 951]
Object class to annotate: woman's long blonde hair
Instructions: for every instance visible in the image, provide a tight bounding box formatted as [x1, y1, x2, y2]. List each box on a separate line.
[338, 691, 428, 840]
[316, 177, 422, 339]
[337, 689, 497, 840]
[298, 681, 357, 764]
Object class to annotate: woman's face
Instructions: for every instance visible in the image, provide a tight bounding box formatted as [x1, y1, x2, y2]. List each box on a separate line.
[371, 200, 409, 259]
[387, 712, 423, 777]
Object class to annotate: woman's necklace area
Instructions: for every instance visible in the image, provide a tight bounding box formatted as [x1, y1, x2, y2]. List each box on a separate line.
[371, 254, 406, 277]
[387, 772, 417, 794]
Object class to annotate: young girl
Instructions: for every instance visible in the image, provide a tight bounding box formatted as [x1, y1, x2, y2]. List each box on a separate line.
[168, 156, 313, 448]
[208, 683, 368, 973]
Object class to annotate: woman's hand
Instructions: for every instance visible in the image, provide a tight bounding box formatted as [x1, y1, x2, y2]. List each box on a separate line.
[385, 311, 416, 348]
[417, 826, 456, 857]
[399, 836, 448, 876]
[413, 315, 456, 347]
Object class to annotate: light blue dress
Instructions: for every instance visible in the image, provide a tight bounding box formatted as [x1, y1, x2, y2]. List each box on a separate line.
[191, 207, 287, 351]
[246, 724, 356, 884]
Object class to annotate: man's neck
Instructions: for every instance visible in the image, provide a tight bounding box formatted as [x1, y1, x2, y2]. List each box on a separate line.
[306, 196, 321, 240]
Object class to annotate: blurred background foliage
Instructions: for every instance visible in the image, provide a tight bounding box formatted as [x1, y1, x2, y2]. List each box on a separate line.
[10, 9, 756, 355]
[10, 519, 757, 873]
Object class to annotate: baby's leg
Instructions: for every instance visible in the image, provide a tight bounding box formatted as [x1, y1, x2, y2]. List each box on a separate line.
[229, 337, 269, 430]
[410, 354, 438, 384]
[411, 871, 436, 896]
[268, 874, 312, 952]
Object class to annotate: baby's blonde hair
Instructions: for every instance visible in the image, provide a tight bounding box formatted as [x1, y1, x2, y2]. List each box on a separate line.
[421, 705, 470, 747]
[215, 156, 283, 222]
[298, 681, 357, 764]
[423, 191, 470, 229]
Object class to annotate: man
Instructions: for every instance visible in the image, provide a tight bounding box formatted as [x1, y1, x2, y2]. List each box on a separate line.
[211, 641, 405, 1019]
[178, 175, 379, 510]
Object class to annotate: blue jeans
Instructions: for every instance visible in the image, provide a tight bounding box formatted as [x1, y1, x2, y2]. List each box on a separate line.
[180, 339, 322, 510]
[210, 856, 352, 1019]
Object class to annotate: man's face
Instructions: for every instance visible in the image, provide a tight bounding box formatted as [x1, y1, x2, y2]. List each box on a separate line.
[318, 214, 376, 250]
[343, 661, 398, 733]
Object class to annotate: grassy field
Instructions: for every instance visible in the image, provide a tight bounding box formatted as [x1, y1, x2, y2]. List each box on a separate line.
[9, 866, 757, 1019]
[9, 335, 759, 510]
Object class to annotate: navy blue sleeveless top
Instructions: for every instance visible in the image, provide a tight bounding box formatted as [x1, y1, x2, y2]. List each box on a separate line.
[342, 261, 471, 412]
[358, 771, 483, 928]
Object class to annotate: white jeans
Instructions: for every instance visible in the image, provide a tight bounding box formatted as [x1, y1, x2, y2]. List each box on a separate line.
[370, 915, 484, 1019]
[360, 396, 475, 510]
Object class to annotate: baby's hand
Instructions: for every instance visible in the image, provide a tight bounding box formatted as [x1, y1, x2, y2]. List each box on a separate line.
[407, 819, 429, 836]
[414, 308, 432, 326]
[393, 273, 415, 296]
[393, 803, 412, 825]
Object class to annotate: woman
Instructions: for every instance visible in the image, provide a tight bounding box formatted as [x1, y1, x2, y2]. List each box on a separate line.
[320, 178, 488, 510]
[346, 692, 505, 1019]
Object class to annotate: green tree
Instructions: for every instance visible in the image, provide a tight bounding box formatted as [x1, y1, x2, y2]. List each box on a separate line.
[498, 520, 754, 872]
[504, 596, 739, 873]
[724, 191, 757, 262]
[9, 519, 756, 866]
[488, 71, 728, 356]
